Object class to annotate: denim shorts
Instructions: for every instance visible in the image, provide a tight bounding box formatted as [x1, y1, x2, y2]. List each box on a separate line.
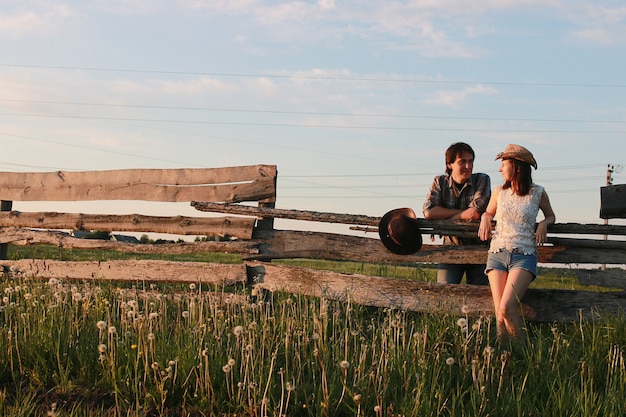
[485, 249, 538, 280]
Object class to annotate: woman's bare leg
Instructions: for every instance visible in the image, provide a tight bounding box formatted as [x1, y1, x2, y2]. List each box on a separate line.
[499, 269, 534, 342]
[487, 270, 509, 343]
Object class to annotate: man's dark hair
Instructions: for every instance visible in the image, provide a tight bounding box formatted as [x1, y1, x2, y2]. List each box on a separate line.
[445, 142, 475, 175]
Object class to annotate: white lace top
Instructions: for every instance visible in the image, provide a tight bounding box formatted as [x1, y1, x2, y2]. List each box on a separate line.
[489, 184, 544, 255]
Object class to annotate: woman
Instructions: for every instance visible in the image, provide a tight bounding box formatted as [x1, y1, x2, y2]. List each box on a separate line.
[478, 144, 556, 343]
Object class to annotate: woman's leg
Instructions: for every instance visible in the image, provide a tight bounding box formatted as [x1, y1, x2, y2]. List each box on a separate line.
[499, 268, 534, 342]
[487, 269, 509, 342]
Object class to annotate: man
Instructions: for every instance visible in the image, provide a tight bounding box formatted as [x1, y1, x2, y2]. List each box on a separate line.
[423, 142, 491, 285]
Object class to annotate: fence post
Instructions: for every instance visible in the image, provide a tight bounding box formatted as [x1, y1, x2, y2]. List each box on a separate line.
[0, 200, 12, 260]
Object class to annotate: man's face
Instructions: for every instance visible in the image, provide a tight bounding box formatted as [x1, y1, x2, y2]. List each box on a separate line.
[447, 151, 474, 184]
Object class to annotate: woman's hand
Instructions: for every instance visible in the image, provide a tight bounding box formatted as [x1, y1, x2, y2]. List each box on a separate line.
[478, 212, 493, 241]
[535, 221, 548, 245]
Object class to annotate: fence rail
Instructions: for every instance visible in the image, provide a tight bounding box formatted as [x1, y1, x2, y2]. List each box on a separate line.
[1, 165, 625, 322]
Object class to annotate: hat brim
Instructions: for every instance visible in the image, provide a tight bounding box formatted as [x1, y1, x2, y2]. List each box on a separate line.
[378, 208, 423, 255]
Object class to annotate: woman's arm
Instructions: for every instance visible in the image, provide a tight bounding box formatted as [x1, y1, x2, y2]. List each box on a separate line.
[535, 190, 556, 245]
[478, 187, 499, 241]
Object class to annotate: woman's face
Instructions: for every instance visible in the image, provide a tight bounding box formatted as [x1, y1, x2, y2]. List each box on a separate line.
[499, 159, 515, 181]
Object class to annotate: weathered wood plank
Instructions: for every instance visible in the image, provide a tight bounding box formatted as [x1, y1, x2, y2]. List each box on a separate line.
[0, 211, 256, 238]
[0, 165, 277, 203]
[577, 269, 626, 290]
[2, 259, 247, 284]
[248, 262, 626, 322]
[0, 228, 259, 254]
[193, 202, 626, 236]
[248, 230, 626, 265]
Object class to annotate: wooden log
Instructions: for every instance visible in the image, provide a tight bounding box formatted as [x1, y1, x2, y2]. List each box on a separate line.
[247, 262, 626, 322]
[0, 228, 259, 255]
[0, 211, 256, 238]
[0, 165, 277, 203]
[248, 229, 626, 265]
[1, 259, 247, 284]
[192, 202, 626, 236]
[577, 269, 626, 290]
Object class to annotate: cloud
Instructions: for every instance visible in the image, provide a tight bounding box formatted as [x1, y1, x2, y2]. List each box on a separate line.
[0, 4, 81, 38]
[425, 84, 498, 107]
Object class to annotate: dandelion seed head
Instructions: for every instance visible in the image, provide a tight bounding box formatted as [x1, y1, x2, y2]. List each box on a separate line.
[96, 321, 107, 330]
[353, 394, 362, 403]
[340, 360, 350, 370]
[182, 311, 190, 319]
[457, 318, 468, 328]
[461, 305, 470, 314]
[148, 312, 158, 320]
[446, 357, 455, 366]
[108, 326, 117, 334]
[232, 325, 244, 336]
[147, 333, 155, 341]
[2, 297, 9, 304]
[151, 362, 159, 370]
[222, 364, 231, 373]
[189, 283, 196, 290]
[374, 405, 381, 412]
[98, 344, 107, 353]
[228, 358, 236, 367]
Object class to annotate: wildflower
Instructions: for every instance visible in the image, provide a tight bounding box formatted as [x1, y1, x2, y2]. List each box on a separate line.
[2, 297, 8, 304]
[108, 326, 117, 335]
[340, 360, 350, 370]
[461, 305, 470, 314]
[151, 362, 159, 370]
[189, 283, 196, 290]
[182, 311, 190, 319]
[457, 318, 468, 328]
[374, 405, 381, 413]
[48, 278, 59, 286]
[131, 344, 138, 350]
[24, 293, 32, 301]
[96, 321, 107, 331]
[98, 344, 107, 353]
[353, 394, 362, 403]
[127, 300, 138, 309]
[232, 325, 244, 336]
[72, 292, 82, 302]
[168, 360, 176, 367]
[228, 358, 236, 367]
[446, 357, 455, 366]
[222, 364, 231, 373]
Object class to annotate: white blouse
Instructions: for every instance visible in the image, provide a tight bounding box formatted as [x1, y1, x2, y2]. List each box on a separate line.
[489, 184, 544, 255]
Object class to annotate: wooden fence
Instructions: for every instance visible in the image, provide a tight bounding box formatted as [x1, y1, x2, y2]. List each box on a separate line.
[1, 165, 625, 323]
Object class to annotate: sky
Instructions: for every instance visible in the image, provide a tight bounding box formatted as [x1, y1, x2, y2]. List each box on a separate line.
[1, 0, 625, 237]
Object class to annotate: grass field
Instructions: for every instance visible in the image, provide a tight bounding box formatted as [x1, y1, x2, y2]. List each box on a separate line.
[0, 245, 624, 416]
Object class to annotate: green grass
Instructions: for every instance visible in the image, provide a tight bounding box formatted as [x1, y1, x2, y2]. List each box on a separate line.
[1, 244, 623, 415]
[0, 277, 623, 416]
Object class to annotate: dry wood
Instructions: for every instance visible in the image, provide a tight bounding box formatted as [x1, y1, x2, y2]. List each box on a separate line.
[0, 211, 255, 238]
[0, 228, 259, 254]
[192, 202, 626, 236]
[2, 259, 247, 285]
[248, 262, 626, 322]
[577, 269, 626, 290]
[248, 229, 626, 265]
[0, 165, 277, 203]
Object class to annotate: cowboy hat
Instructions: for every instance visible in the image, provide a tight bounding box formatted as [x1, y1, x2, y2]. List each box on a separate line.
[378, 208, 422, 255]
[495, 144, 537, 169]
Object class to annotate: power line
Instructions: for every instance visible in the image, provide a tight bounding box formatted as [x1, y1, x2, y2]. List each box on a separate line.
[2, 112, 625, 134]
[2, 63, 626, 88]
[2, 98, 625, 125]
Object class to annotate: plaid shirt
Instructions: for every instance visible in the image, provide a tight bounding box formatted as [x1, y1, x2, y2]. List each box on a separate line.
[423, 172, 491, 245]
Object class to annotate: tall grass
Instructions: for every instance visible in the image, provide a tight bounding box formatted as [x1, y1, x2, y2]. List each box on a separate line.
[0, 275, 624, 416]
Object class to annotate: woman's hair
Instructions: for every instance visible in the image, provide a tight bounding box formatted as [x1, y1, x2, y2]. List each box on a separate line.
[502, 158, 532, 195]
[445, 142, 475, 175]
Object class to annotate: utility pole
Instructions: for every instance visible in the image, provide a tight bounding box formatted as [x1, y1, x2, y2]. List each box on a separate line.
[601, 165, 614, 270]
